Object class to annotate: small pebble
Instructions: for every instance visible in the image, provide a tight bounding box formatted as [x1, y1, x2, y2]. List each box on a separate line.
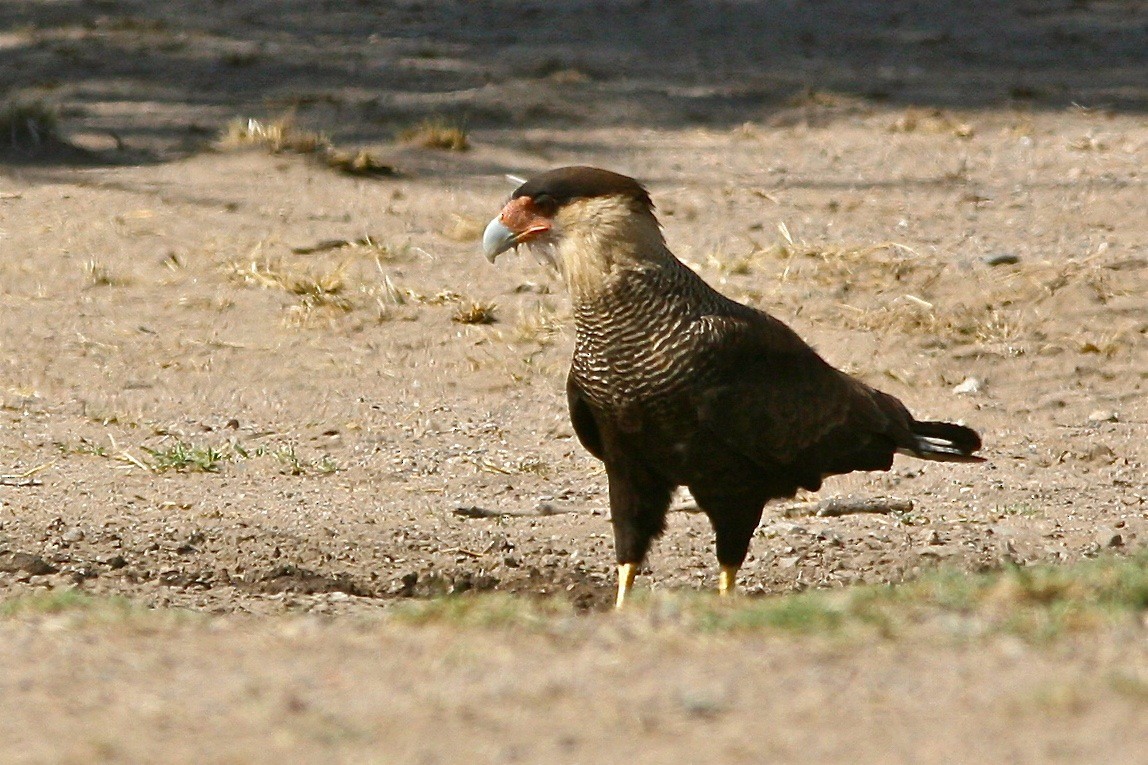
[1079, 444, 1116, 464]
[983, 253, 1020, 266]
[1100, 531, 1124, 548]
[1087, 410, 1118, 423]
[953, 377, 982, 395]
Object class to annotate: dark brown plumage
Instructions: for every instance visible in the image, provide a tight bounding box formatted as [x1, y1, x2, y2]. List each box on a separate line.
[483, 166, 984, 606]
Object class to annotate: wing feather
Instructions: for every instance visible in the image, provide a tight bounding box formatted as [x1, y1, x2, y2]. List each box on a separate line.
[694, 312, 909, 478]
[566, 372, 605, 460]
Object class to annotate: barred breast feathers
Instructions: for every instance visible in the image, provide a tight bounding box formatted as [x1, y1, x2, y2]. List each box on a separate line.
[570, 262, 731, 410]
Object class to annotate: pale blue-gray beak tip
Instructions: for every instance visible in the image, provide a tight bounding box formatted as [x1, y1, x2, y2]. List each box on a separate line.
[482, 217, 518, 263]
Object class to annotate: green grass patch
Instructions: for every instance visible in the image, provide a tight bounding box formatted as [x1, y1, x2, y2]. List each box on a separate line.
[688, 590, 852, 634]
[55, 438, 108, 457]
[142, 441, 225, 473]
[391, 593, 574, 630]
[389, 554, 1148, 642]
[76, 437, 339, 477]
[686, 553, 1148, 640]
[1108, 671, 1148, 703]
[264, 444, 338, 476]
[0, 590, 133, 619]
[0, 590, 205, 632]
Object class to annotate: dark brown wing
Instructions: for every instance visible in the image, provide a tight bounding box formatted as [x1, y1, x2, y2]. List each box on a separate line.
[694, 313, 915, 486]
[566, 371, 605, 460]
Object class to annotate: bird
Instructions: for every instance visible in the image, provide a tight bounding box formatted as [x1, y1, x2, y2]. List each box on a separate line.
[482, 166, 984, 608]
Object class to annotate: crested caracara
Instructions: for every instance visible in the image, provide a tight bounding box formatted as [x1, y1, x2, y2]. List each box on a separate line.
[483, 167, 984, 607]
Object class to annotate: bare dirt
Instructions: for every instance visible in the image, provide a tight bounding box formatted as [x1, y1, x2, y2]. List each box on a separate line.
[1, 1, 1146, 762]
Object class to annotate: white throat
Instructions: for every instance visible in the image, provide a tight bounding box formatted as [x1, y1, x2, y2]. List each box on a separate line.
[544, 196, 667, 302]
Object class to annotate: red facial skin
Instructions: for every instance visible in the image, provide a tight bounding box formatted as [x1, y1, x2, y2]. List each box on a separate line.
[498, 196, 552, 243]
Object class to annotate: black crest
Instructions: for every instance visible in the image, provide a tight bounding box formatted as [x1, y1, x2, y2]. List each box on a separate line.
[512, 166, 653, 213]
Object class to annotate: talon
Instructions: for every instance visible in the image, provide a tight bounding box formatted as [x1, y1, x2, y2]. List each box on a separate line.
[718, 565, 738, 597]
[615, 563, 637, 609]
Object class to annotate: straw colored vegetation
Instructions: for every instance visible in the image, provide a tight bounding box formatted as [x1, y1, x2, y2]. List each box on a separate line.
[220, 115, 330, 155]
[763, 227, 937, 289]
[397, 117, 469, 151]
[221, 235, 504, 326]
[452, 300, 498, 325]
[219, 115, 395, 176]
[83, 260, 129, 288]
[227, 254, 352, 317]
[501, 303, 568, 346]
[888, 107, 975, 138]
[840, 299, 1024, 346]
[323, 147, 397, 176]
[746, 226, 1135, 351]
[103, 438, 337, 476]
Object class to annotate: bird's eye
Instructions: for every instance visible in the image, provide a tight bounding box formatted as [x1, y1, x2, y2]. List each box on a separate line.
[531, 194, 557, 213]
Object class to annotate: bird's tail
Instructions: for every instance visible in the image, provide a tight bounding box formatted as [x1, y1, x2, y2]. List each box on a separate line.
[898, 420, 985, 463]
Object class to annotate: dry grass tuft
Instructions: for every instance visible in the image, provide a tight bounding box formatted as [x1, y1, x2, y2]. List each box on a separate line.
[323, 148, 397, 177]
[1021, 256, 1127, 305]
[396, 288, 467, 307]
[773, 240, 933, 287]
[889, 107, 975, 138]
[371, 272, 410, 306]
[366, 271, 479, 322]
[228, 254, 353, 324]
[705, 247, 761, 276]
[229, 258, 347, 302]
[290, 235, 407, 262]
[0, 99, 60, 148]
[502, 303, 567, 345]
[841, 299, 1023, 345]
[452, 300, 498, 325]
[219, 115, 396, 176]
[84, 260, 128, 288]
[755, 226, 1140, 351]
[398, 118, 469, 151]
[746, 224, 936, 288]
[220, 115, 330, 155]
[1076, 333, 1133, 358]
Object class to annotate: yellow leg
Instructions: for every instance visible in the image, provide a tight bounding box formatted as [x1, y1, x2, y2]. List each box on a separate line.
[615, 563, 637, 609]
[718, 565, 738, 597]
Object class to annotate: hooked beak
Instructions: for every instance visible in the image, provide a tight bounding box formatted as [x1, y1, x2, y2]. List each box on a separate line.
[482, 217, 519, 263]
[482, 196, 553, 264]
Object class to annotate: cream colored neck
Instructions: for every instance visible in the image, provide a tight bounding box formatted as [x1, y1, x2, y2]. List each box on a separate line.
[550, 196, 668, 302]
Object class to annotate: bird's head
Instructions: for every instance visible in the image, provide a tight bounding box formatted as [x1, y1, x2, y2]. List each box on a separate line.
[483, 167, 666, 297]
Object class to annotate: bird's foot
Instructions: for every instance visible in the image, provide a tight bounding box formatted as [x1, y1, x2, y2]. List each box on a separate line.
[718, 565, 738, 597]
[615, 563, 637, 609]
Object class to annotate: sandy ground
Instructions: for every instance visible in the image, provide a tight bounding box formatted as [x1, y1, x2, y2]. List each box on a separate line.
[1, 1, 1146, 762]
